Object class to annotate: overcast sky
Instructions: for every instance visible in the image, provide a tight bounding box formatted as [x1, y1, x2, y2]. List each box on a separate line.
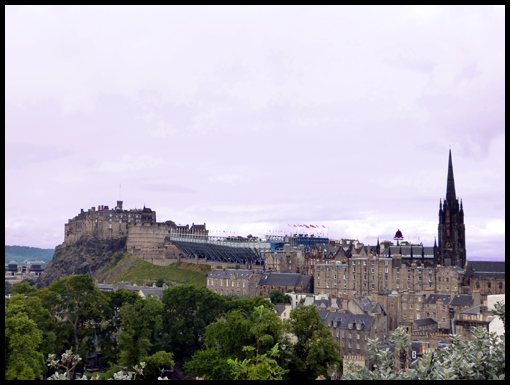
[5, 5, 505, 261]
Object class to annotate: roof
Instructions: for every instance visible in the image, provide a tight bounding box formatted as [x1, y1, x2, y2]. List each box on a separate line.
[449, 294, 473, 307]
[423, 294, 451, 305]
[97, 283, 114, 290]
[207, 269, 253, 280]
[414, 318, 438, 326]
[258, 272, 311, 287]
[274, 304, 289, 316]
[321, 311, 376, 331]
[461, 304, 485, 315]
[465, 261, 505, 279]
[139, 287, 164, 297]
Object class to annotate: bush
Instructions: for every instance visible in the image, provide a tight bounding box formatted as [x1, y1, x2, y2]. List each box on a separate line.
[344, 301, 505, 380]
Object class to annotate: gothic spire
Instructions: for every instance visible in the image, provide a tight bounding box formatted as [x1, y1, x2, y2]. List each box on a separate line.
[446, 149, 456, 202]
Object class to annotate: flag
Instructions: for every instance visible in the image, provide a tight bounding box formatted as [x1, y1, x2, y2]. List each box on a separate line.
[293, 225, 297, 227]
[310, 225, 315, 228]
[322, 225, 326, 228]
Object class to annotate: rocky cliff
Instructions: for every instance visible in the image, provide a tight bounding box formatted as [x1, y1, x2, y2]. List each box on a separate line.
[36, 236, 127, 288]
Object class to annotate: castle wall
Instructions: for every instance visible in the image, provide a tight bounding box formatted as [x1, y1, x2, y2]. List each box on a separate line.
[126, 223, 172, 255]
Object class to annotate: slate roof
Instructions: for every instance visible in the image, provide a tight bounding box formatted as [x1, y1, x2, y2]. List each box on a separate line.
[320, 311, 376, 331]
[414, 318, 438, 326]
[97, 283, 114, 291]
[383, 246, 435, 258]
[449, 294, 473, 307]
[258, 272, 312, 288]
[139, 287, 164, 297]
[274, 304, 289, 317]
[423, 294, 451, 305]
[465, 261, 505, 279]
[207, 269, 253, 280]
[461, 305, 485, 315]
[353, 298, 383, 314]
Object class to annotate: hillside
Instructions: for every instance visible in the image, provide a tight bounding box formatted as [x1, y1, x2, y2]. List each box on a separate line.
[5, 245, 55, 264]
[94, 252, 211, 287]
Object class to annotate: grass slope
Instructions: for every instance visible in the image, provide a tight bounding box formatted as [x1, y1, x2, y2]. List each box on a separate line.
[95, 252, 211, 288]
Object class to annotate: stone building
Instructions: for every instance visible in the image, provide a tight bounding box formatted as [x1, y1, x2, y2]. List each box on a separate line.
[63, 200, 208, 263]
[463, 261, 505, 301]
[206, 269, 259, 297]
[422, 293, 452, 333]
[413, 318, 438, 333]
[264, 243, 305, 273]
[256, 272, 313, 297]
[320, 310, 387, 366]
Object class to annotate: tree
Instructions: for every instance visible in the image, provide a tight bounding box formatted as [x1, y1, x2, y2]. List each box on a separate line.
[286, 305, 343, 380]
[161, 285, 226, 365]
[184, 304, 287, 380]
[343, 301, 506, 380]
[227, 306, 287, 380]
[142, 351, 175, 380]
[5, 309, 46, 380]
[9, 280, 38, 296]
[118, 295, 164, 369]
[6, 293, 59, 366]
[5, 280, 12, 295]
[46, 275, 109, 358]
[155, 277, 165, 287]
[269, 289, 292, 304]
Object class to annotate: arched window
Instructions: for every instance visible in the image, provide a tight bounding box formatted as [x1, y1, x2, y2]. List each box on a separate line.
[476, 281, 480, 289]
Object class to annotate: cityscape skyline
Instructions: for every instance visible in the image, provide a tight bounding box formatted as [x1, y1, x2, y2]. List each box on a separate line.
[5, 5, 504, 261]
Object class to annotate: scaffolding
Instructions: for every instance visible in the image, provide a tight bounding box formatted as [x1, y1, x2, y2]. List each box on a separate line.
[169, 234, 271, 265]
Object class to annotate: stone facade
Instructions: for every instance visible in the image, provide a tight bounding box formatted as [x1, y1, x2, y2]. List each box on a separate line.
[256, 272, 313, 297]
[206, 269, 259, 297]
[63, 201, 207, 262]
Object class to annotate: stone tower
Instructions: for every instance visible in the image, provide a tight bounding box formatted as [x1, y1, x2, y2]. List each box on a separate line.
[438, 150, 466, 268]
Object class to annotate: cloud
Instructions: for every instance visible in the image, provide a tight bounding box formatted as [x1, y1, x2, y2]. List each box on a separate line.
[97, 155, 164, 172]
[209, 174, 250, 184]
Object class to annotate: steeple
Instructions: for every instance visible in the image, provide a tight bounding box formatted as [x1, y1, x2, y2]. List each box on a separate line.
[446, 149, 456, 202]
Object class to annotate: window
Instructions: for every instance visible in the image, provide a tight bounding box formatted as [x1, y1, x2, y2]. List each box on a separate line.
[500, 282, 503, 289]
[488, 282, 492, 289]
[476, 282, 480, 289]
[403, 304, 406, 310]
[442, 318, 446, 323]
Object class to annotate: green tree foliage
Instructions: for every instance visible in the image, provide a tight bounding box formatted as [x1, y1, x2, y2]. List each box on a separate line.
[161, 285, 226, 365]
[184, 304, 287, 380]
[5, 280, 12, 295]
[183, 349, 234, 380]
[286, 305, 343, 380]
[46, 275, 109, 357]
[155, 277, 165, 287]
[6, 294, 58, 365]
[224, 295, 274, 314]
[5, 309, 46, 380]
[269, 288, 292, 304]
[9, 280, 38, 296]
[344, 301, 506, 380]
[142, 351, 175, 380]
[99, 289, 142, 366]
[5, 245, 55, 263]
[227, 306, 287, 380]
[118, 295, 164, 369]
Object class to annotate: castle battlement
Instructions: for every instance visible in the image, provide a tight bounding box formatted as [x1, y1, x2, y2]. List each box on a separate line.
[63, 201, 208, 264]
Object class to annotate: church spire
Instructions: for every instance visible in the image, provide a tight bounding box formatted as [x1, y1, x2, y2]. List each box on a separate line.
[446, 149, 456, 202]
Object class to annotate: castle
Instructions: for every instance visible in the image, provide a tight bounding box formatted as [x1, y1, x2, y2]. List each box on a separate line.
[64, 200, 208, 263]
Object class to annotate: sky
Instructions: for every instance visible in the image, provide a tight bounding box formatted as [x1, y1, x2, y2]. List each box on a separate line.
[5, 5, 505, 261]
